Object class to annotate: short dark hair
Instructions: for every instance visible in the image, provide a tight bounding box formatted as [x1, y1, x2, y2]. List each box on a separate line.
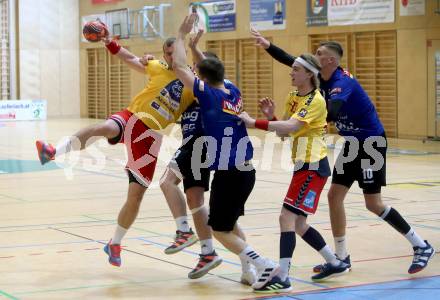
[202, 51, 219, 59]
[163, 37, 176, 49]
[197, 57, 224, 85]
[320, 41, 343, 58]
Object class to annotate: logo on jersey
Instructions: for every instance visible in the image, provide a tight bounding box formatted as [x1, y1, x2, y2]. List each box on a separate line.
[159, 60, 169, 68]
[182, 110, 199, 122]
[329, 87, 342, 95]
[303, 190, 317, 209]
[181, 102, 202, 135]
[159, 80, 184, 111]
[298, 108, 308, 118]
[287, 101, 298, 114]
[222, 97, 243, 115]
[342, 68, 353, 78]
[151, 101, 172, 120]
[335, 120, 360, 133]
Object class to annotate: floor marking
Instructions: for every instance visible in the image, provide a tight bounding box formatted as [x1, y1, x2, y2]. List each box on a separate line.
[50, 227, 242, 286]
[240, 275, 440, 300]
[0, 290, 20, 300]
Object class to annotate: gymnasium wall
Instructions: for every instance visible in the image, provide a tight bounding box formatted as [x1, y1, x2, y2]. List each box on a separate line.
[79, 0, 440, 139]
[19, 0, 80, 117]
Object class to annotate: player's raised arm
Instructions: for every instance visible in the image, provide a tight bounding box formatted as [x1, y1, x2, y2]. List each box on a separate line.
[172, 14, 198, 89]
[188, 29, 205, 65]
[250, 27, 296, 67]
[102, 35, 147, 74]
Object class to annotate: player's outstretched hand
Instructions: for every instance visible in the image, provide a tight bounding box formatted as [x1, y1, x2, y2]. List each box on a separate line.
[250, 27, 270, 49]
[258, 97, 275, 120]
[189, 29, 204, 49]
[139, 54, 155, 66]
[179, 13, 198, 36]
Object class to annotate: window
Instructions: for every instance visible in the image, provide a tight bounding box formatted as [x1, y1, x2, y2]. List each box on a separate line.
[310, 31, 397, 137]
[206, 38, 273, 119]
[86, 48, 130, 118]
[0, 0, 10, 99]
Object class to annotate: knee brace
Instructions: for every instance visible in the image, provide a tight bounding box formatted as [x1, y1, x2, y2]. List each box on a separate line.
[190, 205, 205, 215]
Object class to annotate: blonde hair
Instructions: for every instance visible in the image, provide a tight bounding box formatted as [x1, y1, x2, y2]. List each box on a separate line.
[297, 54, 321, 89]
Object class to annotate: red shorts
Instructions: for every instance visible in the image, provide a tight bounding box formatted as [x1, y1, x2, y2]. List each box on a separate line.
[284, 170, 327, 215]
[108, 109, 162, 187]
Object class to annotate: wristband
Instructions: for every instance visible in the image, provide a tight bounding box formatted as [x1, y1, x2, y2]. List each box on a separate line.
[105, 40, 121, 55]
[255, 119, 269, 131]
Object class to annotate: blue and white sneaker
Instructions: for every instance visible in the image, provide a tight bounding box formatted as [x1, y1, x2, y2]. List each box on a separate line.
[252, 260, 280, 289]
[253, 276, 292, 294]
[311, 261, 349, 281]
[241, 265, 257, 286]
[408, 240, 435, 274]
[313, 254, 351, 273]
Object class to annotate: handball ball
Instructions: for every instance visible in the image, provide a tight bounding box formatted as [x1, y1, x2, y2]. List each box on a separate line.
[83, 20, 109, 42]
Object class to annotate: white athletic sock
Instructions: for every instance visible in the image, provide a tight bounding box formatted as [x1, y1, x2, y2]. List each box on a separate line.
[239, 245, 267, 270]
[319, 245, 339, 266]
[55, 138, 72, 157]
[200, 239, 214, 255]
[405, 228, 427, 248]
[239, 254, 252, 272]
[112, 225, 128, 245]
[334, 236, 348, 259]
[175, 216, 190, 232]
[278, 258, 291, 281]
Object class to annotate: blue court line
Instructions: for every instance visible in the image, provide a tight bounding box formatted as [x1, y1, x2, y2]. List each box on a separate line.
[0, 195, 438, 233]
[242, 215, 385, 231]
[0, 214, 172, 231]
[2, 208, 438, 236]
[249, 275, 440, 300]
[135, 237, 241, 267]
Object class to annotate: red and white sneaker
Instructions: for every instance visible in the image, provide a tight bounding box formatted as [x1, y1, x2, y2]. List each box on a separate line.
[188, 251, 222, 279]
[164, 229, 198, 255]
[35, 140, 56, 165]
[103, 240, 122, 267]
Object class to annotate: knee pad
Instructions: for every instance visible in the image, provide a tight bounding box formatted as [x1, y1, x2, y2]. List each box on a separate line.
[190, 205, 205, 215]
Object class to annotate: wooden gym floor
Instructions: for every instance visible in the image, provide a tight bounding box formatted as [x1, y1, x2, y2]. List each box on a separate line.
[0, 118, 439, 299]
